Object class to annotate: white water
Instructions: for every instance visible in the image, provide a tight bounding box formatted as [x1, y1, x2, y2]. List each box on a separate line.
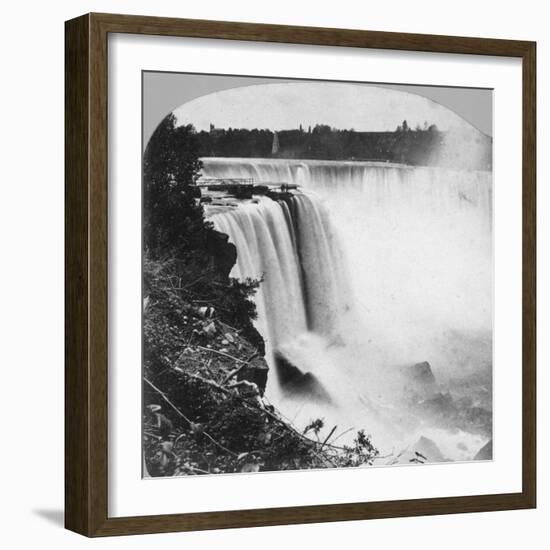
[204, 158, 493, 460]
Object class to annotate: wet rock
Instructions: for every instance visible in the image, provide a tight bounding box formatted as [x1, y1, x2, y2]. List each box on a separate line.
[237, 357, 269, 395]
[414, 436, 447, 463]
[144, 405, 174, 439]
[187, 185, 202, 199]
[393, 436, 448, 465]
[418, 391, 457, 418]
[403, 361, 436, 386]
[274, 351, 332, 404]
[205, 229, 237, 278]
[474, 439, 493, 460]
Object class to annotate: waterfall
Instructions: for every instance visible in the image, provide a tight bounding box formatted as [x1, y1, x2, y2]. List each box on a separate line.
[202, 157, 492, 226]
[210, 197, 308, 351]
[203, 158, 493, 341]
[209, 191, 356, 398]
[203, 158, 493, 456]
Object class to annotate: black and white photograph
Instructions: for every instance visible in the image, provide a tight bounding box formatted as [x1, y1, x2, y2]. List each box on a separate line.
[142, 73, 493, 477]
[0, 0, 542, 544]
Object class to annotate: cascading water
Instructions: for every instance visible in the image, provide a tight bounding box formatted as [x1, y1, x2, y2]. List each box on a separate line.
[209, 192, 356, 401]
[210, 197, 308, 355]
[203, 157, 493, 460]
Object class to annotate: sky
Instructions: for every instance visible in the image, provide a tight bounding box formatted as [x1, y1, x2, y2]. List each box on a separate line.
[172, 82, 477, 134]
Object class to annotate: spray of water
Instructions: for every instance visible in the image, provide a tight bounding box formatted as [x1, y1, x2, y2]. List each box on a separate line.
[205, 158, 493, 461]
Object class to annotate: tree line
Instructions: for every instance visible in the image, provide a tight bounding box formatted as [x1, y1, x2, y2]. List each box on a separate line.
[196, 122, 492, 170]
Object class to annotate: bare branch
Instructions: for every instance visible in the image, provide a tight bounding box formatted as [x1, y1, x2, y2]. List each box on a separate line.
[221, 363, 249, 385]
[182, 370, 346, 452]
[319, 425, 338, 451]
[196, 345, 249, 364]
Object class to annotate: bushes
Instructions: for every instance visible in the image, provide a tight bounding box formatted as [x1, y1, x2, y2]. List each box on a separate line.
[144, 114, 205, 256]
[144, 364, 380, 477]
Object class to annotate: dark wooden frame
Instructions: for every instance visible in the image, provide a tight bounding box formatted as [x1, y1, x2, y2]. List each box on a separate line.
[65, 12, 536, 537]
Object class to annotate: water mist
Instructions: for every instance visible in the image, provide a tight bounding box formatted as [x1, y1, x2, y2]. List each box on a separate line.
[204, 157, 493, 462]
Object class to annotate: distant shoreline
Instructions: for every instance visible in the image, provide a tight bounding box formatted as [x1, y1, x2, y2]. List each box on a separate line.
[195, 124, 492, 172]
[200, 156, 492, 174]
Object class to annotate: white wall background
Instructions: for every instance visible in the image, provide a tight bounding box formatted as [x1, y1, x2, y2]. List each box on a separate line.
[0, 0, 546, 547]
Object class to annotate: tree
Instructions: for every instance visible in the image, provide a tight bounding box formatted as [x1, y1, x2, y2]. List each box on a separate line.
[143, 114, 205, 256]
[143, 112, 264, 348]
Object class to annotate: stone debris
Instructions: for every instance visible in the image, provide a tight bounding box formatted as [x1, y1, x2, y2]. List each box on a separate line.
[203, 322, 217, 338]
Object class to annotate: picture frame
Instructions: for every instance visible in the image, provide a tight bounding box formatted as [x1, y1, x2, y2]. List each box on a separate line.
[65, 12, 536, 537]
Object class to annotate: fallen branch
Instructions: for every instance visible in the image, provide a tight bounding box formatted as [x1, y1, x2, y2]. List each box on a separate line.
[220, 352, 259, 385]
[227, 379, 261, 394]
[184, 465, 213, 475]
[319, 425, 338, 451]
[371, 452, 395, 461]
[202, 358, 216, 378]
[182, 371, 346, 453]
[144, 377, 238, 457]
[196, 345, 249, 364]
[221, 363, 249, 385]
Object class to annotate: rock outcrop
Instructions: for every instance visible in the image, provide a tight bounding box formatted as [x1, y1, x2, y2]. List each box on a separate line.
[414, 435, 447, 463]
[205, 229, 237, 278]
[474, 439, 493, 461]
[400, 361, 437, 388]
[274, 351, 332, 404]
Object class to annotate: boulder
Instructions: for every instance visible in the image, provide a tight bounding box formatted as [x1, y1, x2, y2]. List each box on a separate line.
[414, 436, 447, 463]
[404, 361, 437, 386]
[474, 439, 493, 461]
[273, 351, 332, 404]
[418, 391, 457, 419]
[205, 229, 237, 278]
[187, 185, 202, 199]
[236, 357, 269, 395]
[203, 321, 217, 338]
[392, 436, 448, 465]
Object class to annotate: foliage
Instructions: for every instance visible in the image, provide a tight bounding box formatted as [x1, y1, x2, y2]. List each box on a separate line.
[338, 430, 379, 468]
[143, 113, 206, 256]
[142, 254, 379, 477]
[144, 358, 379, 477]
[303, 418, 325, 437]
